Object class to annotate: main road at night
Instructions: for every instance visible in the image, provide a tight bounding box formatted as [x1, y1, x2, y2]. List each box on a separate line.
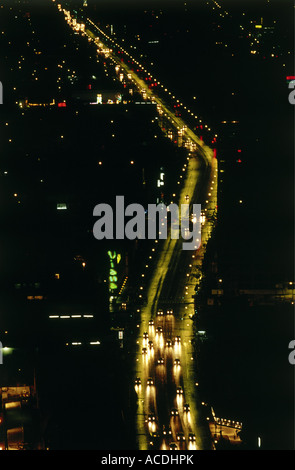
[84, 17, 218, 451]
[59, 8, 218, 450]
[86, 18, 214, 169]
[133, 153, 217, 451]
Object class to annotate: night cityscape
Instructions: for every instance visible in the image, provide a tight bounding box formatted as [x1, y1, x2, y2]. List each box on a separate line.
[0, 0, 294, 455]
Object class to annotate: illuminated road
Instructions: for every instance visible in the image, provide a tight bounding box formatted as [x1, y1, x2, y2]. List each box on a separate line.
[83, 17, 218, 451]
[134, 155, 217, 451]
[134, 157, 203, 450]
[86, 18, 213, 168]
[59, 9, 217, 451]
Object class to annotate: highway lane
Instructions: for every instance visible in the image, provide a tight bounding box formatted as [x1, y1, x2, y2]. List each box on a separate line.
[118, 62, 213, 168]
[83, 20, 218, 450]
[136, 310, 198, 451]
[174, 157, 218, 450]
[132, 154, 216, 451]
[133, 153, 217, 450]
[86, 18, 213, 168]
[160, 160, 211, 305]
[139, 158, 217, 449]
[86, 24, 218, 449]
[61, 13, 217, 450]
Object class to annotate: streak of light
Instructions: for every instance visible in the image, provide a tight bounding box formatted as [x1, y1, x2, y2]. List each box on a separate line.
[135, 384, 142, 394]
